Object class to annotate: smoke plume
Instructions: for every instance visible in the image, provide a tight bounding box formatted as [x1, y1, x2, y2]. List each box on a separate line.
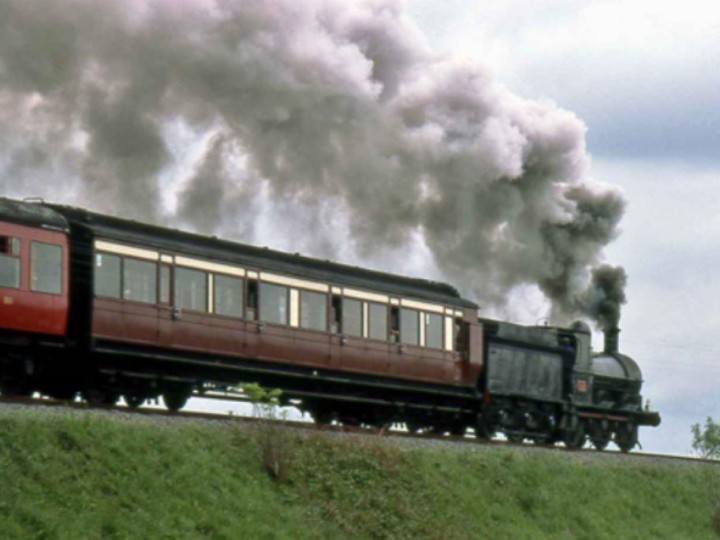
[0, 0, 626, 326]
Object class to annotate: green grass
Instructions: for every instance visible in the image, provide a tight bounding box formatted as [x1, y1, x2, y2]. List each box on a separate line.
[0, 409, 717, 539]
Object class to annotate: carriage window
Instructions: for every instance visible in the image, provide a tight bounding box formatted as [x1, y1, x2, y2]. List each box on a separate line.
[260, 282, 288, 325]
[95, 253, 121, 298]
[123, 258, 157, 304]
[175, 267, 207, 312]
[0, 236, 20, 289]
[300, 290, 327, 331]
[368, 303, 388, 341]
[342, 298, 363, 337]
[400, 308, 419, 345]
[425, 313, 443, 349]
[159, 265, 171, 304]
[215, 275, 244, 318]
[31, 242, 63, 294]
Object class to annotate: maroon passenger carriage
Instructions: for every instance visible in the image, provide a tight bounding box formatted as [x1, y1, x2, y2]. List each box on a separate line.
[0, 197, 660, 450]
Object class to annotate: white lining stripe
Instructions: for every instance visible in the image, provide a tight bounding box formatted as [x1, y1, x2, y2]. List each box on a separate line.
[344, 287, 389, 304]
[95, 240, 159, 261]
[261, 272, 329, 293]
[175, 256, 245, 277]
[401, 298, 444, 314]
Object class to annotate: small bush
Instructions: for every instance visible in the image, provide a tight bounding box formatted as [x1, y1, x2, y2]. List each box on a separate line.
[241, 383, 294, 483]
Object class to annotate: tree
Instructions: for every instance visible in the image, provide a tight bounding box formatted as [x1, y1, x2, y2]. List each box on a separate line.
[691, 417, 720, 459]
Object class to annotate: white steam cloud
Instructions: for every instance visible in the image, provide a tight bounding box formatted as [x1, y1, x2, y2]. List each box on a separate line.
[0, 0, 626, 327]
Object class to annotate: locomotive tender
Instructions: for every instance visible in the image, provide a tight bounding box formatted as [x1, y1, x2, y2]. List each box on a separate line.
[0, 197, 659, 451]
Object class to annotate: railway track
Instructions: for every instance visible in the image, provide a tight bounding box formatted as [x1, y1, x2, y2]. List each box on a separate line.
[0, 394, 713, 467]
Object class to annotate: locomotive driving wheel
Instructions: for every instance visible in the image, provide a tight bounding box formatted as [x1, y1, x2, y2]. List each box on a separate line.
[563, 421, 586, 449]
[506, 433, 524, 444]
[614, 421, 638, 453]
[589, 422, 611, 451]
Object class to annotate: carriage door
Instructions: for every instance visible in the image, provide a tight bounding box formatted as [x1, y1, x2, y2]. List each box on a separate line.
[156, 256, 173, 346]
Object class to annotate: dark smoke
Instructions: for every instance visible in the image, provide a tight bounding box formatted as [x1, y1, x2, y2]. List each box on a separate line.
[0, 0, 627, 326]
[583, 265, 627, 330]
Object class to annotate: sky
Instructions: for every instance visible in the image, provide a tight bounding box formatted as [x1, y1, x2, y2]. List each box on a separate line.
[0, 0, 717, 455]
[406, 0, 720, 454]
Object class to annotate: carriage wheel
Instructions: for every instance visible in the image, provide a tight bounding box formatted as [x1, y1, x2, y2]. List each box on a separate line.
[124, 394, 145, 409]
[163, 387, 191, 412]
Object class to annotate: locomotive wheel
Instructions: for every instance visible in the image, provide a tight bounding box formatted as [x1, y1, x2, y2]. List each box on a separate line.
[591, 434, 611, 451]
[531, 433, 551, 445]
[615, 422, 637, 453]
[588, 421, 610, 451]
[563, 423, 586, 449]
[475, 414, 496, 440]
[506, 433, 524, 444]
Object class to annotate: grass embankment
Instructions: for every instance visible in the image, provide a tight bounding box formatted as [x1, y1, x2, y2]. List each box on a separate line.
[0, 409, 717, 539]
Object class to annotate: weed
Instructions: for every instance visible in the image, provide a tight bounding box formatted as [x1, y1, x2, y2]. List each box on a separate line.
[241, 383, 294, 483]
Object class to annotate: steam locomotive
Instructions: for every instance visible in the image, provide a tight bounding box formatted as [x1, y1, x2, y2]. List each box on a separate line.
[0, 197, 659, 451]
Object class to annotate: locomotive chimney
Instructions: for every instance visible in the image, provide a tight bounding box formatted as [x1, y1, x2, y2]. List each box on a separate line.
[604, 327, 620, 354]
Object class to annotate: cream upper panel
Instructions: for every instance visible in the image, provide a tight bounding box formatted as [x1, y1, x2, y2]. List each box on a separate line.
[95, 239, 463, 322]
[95, 240, 159, 261]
